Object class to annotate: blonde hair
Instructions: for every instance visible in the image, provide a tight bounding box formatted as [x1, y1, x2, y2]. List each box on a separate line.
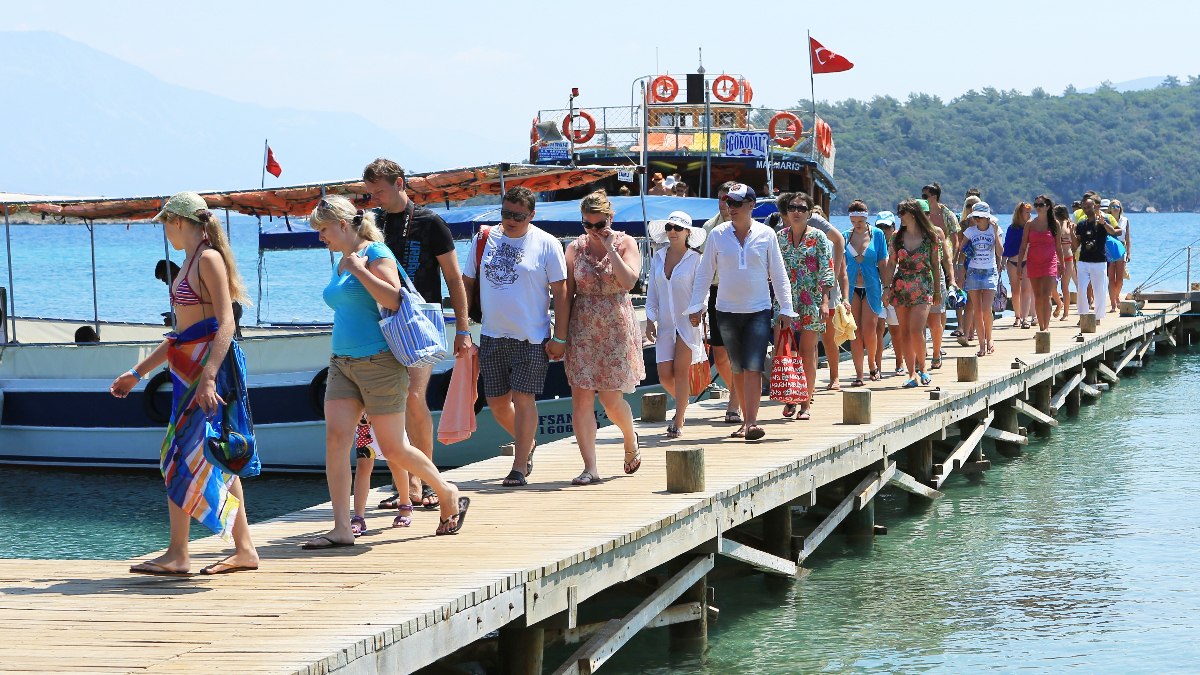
[961, 195, 981, 222]
[580, 190, 614, 217]
[170, 210, 249, 303]
[309, 194, 383, 242]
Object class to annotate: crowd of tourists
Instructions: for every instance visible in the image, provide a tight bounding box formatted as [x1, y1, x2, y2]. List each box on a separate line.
[110, 161, 1132, 576]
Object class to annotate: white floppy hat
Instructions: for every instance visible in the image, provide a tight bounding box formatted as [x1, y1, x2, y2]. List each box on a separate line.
[647, 210, 706, 248]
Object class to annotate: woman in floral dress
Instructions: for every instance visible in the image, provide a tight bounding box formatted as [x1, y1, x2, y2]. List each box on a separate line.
[565, 191, 645, 485]
[883, 199, 944, 388]
[777, 192, 834, 420]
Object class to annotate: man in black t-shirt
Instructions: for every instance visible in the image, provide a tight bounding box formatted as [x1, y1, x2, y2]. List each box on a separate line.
[363, 158, 472, 510]
[1071, 195, 1118, 324]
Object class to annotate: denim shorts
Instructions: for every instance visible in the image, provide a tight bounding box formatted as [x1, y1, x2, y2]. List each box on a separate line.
[964, 266, 999, 292]
[714, 308, 773, 374]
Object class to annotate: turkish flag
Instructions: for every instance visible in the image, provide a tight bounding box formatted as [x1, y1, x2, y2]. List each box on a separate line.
[810, 37, 854, 74]
[265, 146, 282, 177]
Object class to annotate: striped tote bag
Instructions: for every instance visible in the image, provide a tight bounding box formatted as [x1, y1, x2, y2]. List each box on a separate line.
[378, 267, 448, 368]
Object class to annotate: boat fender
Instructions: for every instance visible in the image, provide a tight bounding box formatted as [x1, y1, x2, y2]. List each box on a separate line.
[712, 75, 740, 102]
[769, 112, 803, 148]
[309, 367, 329, 420]
[561, 111, 596, 144]
[650, 75, 679, 103]
[142, 370, 173, 425]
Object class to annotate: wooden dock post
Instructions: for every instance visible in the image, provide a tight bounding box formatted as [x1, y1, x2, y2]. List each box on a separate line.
[1066, 367, 1083, 416]
[499, 622, 545, 675]
[957, 355, 978, 382]
[906, 436, 935, 501]
[990, 398, 1024, 457]
[667, 556, 709, 651]
[1080, 313, 1098, 333]
[842, 390, 872, 424]
[641, 393, 667, 422]
[1030, 379, 1054, 434]
[666, 447, 705, 493]
[762, 502, 795, 590]
[842, 471, 875, 541]
[1035, 331, 1051, 354]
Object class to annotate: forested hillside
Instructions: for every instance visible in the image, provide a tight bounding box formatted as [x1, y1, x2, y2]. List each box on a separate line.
[815, 77, 1200, 215]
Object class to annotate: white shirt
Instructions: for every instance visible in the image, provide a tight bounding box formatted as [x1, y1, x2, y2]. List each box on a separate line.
[963, 224, 998, 270]
[646, 248, 708, 364]
[464, 225, 566, 343]
[687, 221, 797, 317]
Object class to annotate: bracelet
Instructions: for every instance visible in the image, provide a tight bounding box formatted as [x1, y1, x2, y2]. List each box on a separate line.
[551, 336, 568, 345]
[455, 330, 471, 336]
[128, 368, 143, 381]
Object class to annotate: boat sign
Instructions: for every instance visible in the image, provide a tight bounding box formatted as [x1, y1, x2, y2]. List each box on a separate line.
[538, 141, 570, 162]
[617, 168, 635, 183]
[724, 131, 768, 158]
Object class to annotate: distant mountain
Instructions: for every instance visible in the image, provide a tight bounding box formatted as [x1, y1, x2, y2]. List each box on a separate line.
[0, 31, 434, 197]
[1081, 76, 1166, 93]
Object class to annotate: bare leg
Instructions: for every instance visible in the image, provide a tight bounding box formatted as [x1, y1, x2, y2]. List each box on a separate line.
[313, 397, 362, 546]
[821, 316, 840, 387]
[670, 337, 692, 428]
[405, 366, 435, 506]
[657, 361, 677, 400]
[352, 457, 371, 518]
[850, 295, 867, 381]
[1007, 262, 1022, 324]
[873, 316, 886, 375]
[370, 411, 462, 529]
[926, 307, 945, 363]
[597, 389, 638, 461]
[799, 329, 819, 409]
[572, 388, 600, 475]
[713, 346, 740, 415]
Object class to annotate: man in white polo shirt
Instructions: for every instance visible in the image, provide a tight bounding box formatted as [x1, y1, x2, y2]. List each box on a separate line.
[463, 187, 570, 487]
[687, 184, 796, 442]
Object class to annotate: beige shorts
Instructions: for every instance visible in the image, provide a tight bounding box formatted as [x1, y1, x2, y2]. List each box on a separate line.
[326, 350, 409, 416]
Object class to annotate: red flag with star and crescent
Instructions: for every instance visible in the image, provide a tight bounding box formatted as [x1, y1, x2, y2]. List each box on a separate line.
[265, 146, 282, 177]
[809, 37, 854, 74]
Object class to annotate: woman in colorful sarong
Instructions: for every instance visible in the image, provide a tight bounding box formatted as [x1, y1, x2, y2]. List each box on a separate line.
[110, 192, 260, 576]
[305, 195, 468, 547]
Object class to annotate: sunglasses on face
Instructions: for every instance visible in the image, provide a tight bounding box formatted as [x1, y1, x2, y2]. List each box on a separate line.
[1034, 201, 1048, 208]
[582, 218, 610, 230]
[664, 223, 689, 233]
[784, 204, 810, 213]
[722, 198, 749, 208]
[500, 209, 531, 222]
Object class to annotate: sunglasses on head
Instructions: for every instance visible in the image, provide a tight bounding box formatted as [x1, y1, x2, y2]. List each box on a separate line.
[784, 204, 810, 213]
[664, 223, 689, 233]
[582, 218, 609, 230]
[500, 209, 530, 222]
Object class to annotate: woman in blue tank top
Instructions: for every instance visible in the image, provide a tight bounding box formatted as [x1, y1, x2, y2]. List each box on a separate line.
[305, 195, 469, 549]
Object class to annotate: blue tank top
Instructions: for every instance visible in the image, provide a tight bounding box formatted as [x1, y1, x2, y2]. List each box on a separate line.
[323, 242, 395, 357]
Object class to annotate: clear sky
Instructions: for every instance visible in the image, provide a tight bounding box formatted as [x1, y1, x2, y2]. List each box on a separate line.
[4, 0, 1199, 171]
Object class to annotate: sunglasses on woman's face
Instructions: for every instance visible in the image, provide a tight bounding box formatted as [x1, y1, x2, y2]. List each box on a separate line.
[582, 218, 609, 230]
[1033, 201, 1048, 208]
[664, 224, 689, 233]
[784, 204, 810, 213]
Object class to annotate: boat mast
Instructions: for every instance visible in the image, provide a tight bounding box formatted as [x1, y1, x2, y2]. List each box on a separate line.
[86, 219, 99, 339]
[699, 48, 711, 198]
[2, 204, 14, 342]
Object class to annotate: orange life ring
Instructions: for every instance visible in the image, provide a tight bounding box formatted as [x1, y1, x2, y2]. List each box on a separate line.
[817, 120, 833, 157]
[741, 79, 754, 104]
[650, 75, 679, 103]
[561, 111, 596, 144]
[712, 75, 739, 102]
[768, 112, 802, 148]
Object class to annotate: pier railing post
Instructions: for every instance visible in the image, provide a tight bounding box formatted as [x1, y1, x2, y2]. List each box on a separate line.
[906, 436, 935, 501]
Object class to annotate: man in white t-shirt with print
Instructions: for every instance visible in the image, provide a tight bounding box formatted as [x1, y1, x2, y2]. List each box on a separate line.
[463, 187, 570, 487]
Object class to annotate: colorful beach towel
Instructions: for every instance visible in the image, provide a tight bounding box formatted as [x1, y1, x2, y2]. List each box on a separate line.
[160, 318, 243, 540]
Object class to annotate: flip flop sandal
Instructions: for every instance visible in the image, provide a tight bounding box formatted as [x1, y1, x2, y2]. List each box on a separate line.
[870, 370, 882, 381]
[199, 559, 258, 575]
[957, 335, 971, 347]
[501, 470, 528, 487]
[436, 497, 471, 536]
[796, 409, 812, 421]
[129, 561, 190, 576]
[378, 494, 402, 510]
[902, 379, 919, 388]
[987, 344, 996, 355]
[930, 359, 942, 370]
[392, 505, 413, 528]
[851, 378, 865, 387]
[745, 425, 766, 441]
[350, 515, 367, 537]
[421, 484, 440, 510]
[730, 427, 747, 438]
[623, 437, 642, 475]
[977, 348, 986, 357]
[301, 535, 354, 550]
[826, 382, 841, 391]
[782, 404, 797, 418]
[919, 371, 932, 386]
[666, 425, 681, 439]
[525, 445, 536, 477]
[724, 410, 744, 424]
[571, 471, 601, 486]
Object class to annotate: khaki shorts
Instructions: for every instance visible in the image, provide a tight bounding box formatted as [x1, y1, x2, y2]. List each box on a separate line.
[326, 350, 409, 416]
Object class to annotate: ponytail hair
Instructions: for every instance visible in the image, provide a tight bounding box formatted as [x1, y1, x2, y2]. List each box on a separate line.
[194, 209, 249, 303]
[310, 195, 384, 242]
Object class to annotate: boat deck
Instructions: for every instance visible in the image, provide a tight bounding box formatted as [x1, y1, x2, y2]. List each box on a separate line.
[0, 300, 1188, 674]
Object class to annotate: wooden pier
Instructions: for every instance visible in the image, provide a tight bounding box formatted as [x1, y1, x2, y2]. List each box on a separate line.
[0, 298, 1194, 675]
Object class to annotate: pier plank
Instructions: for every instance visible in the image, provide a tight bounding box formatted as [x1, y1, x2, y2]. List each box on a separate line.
[0, 300, 1184, 675]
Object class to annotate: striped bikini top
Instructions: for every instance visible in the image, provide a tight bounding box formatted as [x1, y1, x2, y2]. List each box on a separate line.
[171, 246, 211, 307]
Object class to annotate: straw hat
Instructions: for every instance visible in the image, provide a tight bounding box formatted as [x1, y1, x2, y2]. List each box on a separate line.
[647, 210, 707, 248]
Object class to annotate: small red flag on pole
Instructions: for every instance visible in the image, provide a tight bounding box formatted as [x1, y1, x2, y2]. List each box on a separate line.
[809, 37, 854, 74]
[265, 146, 282, 177]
